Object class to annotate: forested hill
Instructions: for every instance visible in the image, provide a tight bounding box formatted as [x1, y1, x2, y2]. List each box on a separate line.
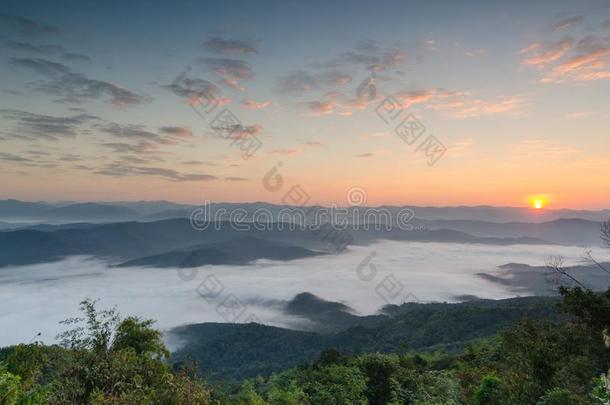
[170, 294, 561, 381]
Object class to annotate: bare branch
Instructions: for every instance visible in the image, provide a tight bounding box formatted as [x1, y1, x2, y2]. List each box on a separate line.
[583, 248, 610, 275]
[602, 220, 610, 247]
[545, 255, 590, 291]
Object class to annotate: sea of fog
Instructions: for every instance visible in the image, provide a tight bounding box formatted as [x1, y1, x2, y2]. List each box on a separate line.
[1, 240, 610, 348]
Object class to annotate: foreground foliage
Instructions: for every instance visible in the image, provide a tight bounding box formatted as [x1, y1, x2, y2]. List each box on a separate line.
[0, 299, 212, 404]
[221, 286, 610, 404]
[1, 287, 609, 404]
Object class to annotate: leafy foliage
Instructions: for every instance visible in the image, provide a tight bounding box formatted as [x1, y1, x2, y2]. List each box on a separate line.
[1, 299, 212, 404]
[2, 285, 610, 404]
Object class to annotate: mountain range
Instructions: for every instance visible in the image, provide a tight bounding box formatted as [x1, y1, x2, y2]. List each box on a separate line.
[1, 199, 608, 224]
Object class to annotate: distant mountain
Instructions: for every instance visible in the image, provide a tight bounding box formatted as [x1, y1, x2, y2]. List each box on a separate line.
[416, 217, 604, 246]
[118, 237, 323, 268]
[1, 199, 608, 224]
[0, 199, 51, 219]
[477, 261, 610, 295]
[0, 230, 76, 266]
[0, 218, 557, 267]
[143, 209, 192, 220]
[170, 294, 560, 381]
[40, 203, 137, 221]
[102, 201, 197, 216]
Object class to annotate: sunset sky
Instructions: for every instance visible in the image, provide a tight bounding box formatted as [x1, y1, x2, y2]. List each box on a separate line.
[1, 0, 609, 208]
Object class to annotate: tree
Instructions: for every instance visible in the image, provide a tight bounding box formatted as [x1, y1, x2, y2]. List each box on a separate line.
[474, 374, 504, 405]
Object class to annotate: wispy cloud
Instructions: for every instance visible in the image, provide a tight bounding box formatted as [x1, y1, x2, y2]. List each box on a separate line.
[520, 38, 573, 67]
[224, 176, 249, 182]
[0, 38, 90, 62]
[0, 108, 96, 140]
[544, 45, 610, 82]
[159, 126, 193, 138]
[9, 58, 149, 106]
[164, 72, 227, 105]
[195, 57, 252, 90]
[396, 88, 525, 118]
[0, 152, 32, 163]
[521, 30, 610, 82]
[551, 16, 584, 32]
[241, 99, 270, 109]
[0, 13, 60, 37]
[270, 148, 300, 155]
[203, 36, 257, 54]
[299, 100, 335, 115]
[94, 164, 218, 182]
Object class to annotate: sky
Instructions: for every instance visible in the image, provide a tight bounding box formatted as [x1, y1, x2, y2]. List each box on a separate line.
[0, 0, 609, 209]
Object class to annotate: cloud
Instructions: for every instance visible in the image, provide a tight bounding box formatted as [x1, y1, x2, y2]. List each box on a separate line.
[544, 46, 610, 82]
[9, 58, 148, 106]
[521, 33, 610, 82]
[394, 88, 466, 108]
[520, 38, 573, 67]
[551, 16, 584, 32]
[567, 111, 594, 119]
[158, 126, 193, 138]
[224, 176, 249, 182]
[9, 57, 69, 76]
[0, 38, 63, 54]
[326, 72, 352, 85]
[0, 13, 60, 37]
[0, 152, 31, 163]
[394, 89, 524, 118]
[98, 123, 195, 151]
[323, 40, 408, 73]
[432, 96, 525, 118]
[100, 142, 158, 155]
[164, 72, 225, 105]
[195, 57, 252, 90]
[0, 39, 90, 63]
[0, 109, 96, 140]
[360, 132, 389, 140]
[203, 37, 257, 54]
[303, 141, 324, 147]
[356, 153, 374, 158]
[61, 53, 91, 63]
[98, 123, 164, 143]
[277, 71, 320, 94]
[241, 99, 270, 109]
[277, 70, 354, 95]
[212, 124, 262, 140]
[300, 100, 335, 115]
[182, 160, 215, 166]
[270, 148, 301, 155]
[94, 164, 218, 182]
[117, 156, 150, 165]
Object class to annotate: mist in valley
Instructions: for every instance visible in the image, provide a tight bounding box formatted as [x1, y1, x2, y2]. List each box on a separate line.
[2, 240, 609, 348]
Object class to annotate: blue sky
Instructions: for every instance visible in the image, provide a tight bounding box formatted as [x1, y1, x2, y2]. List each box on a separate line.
[1, 0, 609, 208]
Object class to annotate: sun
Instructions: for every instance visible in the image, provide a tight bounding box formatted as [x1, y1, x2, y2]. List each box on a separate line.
[529, 195, 549, 210]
